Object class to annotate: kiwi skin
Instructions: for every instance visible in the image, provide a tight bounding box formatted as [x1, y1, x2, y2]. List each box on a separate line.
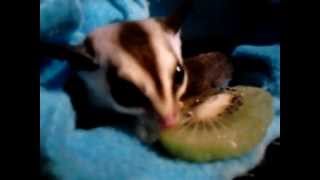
[183, 52, 233, 99]
[160, 86, 273, 162]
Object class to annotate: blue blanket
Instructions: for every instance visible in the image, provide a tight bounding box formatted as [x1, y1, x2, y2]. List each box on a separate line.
[40, 0, 280, 180]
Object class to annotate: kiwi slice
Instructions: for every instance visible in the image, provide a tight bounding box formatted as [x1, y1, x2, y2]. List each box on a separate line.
[160, 86, 273, 162]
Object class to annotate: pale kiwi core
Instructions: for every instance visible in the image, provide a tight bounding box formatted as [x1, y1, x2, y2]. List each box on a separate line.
[193, 93, 233, 121]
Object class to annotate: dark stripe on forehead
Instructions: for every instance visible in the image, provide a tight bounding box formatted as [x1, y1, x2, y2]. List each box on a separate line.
[118, 22, 164, 98]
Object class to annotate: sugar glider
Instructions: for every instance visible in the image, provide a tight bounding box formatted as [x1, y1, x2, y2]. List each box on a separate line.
[40, 0, 194, 142]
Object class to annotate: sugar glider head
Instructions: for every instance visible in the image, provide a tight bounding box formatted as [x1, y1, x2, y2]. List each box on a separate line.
[75, 0, 193, 129]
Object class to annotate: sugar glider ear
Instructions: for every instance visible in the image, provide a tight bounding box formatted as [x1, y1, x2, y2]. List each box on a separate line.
[40, 38, 99, 71]
[162, 0, 194, 34]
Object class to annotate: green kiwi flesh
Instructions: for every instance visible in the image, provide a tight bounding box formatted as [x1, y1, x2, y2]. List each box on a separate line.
[160, 86, 273, 162]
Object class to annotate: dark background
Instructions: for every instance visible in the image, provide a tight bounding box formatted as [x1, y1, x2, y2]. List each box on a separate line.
[150, 0, 280, 51]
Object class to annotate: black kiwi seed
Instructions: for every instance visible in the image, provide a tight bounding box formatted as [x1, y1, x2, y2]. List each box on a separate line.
[212, 121, 222, 130]
[198, 122, 204, 131]
[189, 123, 196, 129]
[186, 111, 193, 118]
[182, 121, 190, 127]
[204, 123, 212, 131]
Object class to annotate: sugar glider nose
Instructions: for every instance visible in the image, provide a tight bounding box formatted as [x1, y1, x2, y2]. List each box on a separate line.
[160, 111, 179, 129]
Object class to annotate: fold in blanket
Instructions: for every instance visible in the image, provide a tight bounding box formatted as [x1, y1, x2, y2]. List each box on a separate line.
[40, 0, 280, 180]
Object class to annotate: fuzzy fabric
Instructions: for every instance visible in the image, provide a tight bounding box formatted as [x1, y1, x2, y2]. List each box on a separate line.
[40, 0, 280, 180]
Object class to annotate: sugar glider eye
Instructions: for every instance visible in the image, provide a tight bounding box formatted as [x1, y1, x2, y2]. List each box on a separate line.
[174, 64, 185, 86]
